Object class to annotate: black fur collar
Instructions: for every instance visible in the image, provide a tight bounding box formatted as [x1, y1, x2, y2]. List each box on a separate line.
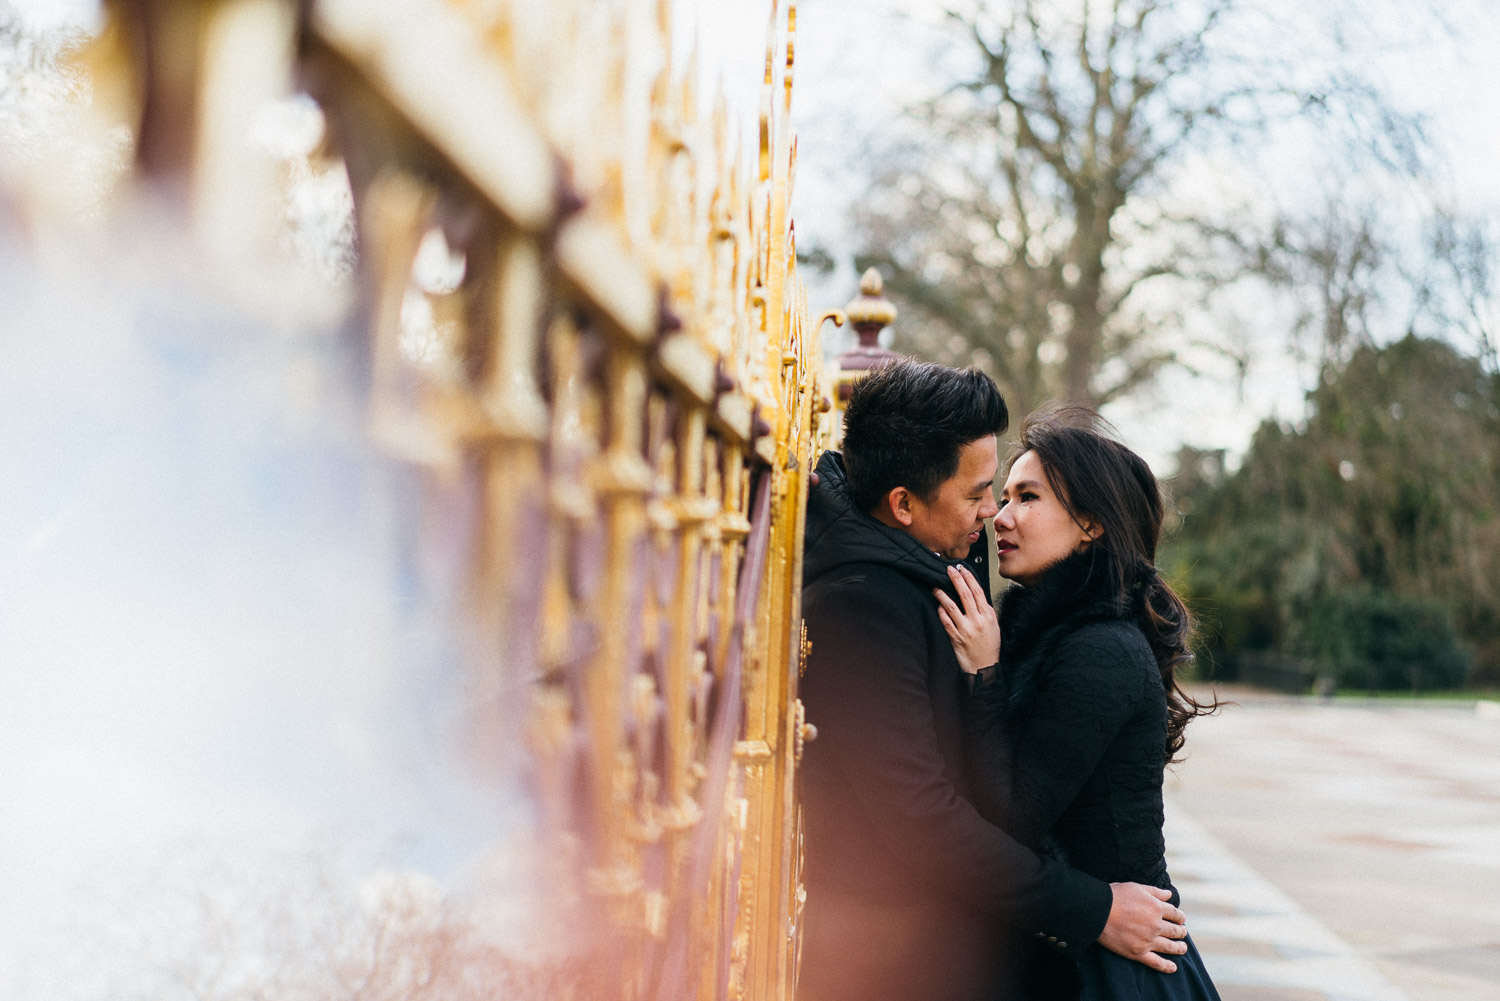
[998, 548, 1148, 660]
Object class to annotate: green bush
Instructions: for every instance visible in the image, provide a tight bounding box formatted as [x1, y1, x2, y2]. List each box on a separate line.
[1291, 589, 1471, 692]
[1469, 638, 1500, 689]
[1162, 338, 1500, 692]
[1184, 588, 1282, 682]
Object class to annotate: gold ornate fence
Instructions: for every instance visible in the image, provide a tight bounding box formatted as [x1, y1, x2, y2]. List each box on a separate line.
[54, 1, 829, 996]
[300, 2, 829, 994]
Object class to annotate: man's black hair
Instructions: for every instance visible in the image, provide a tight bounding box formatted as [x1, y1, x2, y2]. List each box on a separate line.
[841, 359, 1009, 514]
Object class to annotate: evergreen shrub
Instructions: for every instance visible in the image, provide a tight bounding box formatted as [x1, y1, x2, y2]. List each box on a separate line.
[1292, 589, 1470, 691]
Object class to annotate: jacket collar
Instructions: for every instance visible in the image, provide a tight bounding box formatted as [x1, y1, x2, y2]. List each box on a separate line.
[803, 450, 991, 601]
[998, 547, 1146, 657]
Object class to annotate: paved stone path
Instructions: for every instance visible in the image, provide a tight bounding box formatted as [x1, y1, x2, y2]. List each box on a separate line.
[1164, 689, 1500, 1001]
[1167, 802, 1409, 1001]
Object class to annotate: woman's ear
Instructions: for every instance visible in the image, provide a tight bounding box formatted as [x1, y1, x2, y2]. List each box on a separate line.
[1080, 517, 1103, 542]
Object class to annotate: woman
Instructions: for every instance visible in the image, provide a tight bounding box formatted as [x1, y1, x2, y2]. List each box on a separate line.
[933, 407, 1221, 1000]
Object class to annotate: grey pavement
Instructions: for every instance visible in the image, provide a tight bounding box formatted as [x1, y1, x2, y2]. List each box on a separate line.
[1164, 687, 1500, 1001]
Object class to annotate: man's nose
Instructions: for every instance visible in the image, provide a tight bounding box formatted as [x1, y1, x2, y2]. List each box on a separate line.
[979, 490, 999, 521]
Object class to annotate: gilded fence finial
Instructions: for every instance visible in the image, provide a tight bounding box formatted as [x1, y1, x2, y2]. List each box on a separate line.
[845, 266, 897, 333]
[834, 266, 899, 388]
[823, 266, 903, 440]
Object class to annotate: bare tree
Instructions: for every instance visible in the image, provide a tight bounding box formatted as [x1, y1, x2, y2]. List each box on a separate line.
[848, 0, 1443, 413]
[1425, 208, 1499, 373]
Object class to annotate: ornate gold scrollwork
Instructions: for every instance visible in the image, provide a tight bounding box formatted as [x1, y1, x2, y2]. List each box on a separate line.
[75, 0, 833, 996]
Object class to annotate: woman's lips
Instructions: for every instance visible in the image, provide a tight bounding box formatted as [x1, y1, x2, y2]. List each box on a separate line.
[996, 541, 1017, 553]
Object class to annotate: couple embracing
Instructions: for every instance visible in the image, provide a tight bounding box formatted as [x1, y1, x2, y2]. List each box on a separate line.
[797, 360, 1220, 1001]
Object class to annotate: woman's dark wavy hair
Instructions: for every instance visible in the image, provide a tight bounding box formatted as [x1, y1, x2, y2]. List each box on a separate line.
[1017, 405, 1218, 762]
[842, 359, 1009, 514]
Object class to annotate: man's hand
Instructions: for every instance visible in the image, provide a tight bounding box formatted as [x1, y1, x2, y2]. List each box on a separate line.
[1097, 882, 1188, 973]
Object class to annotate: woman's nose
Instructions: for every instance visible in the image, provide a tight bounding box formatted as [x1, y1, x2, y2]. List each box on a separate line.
[993, 507, 1012, 530]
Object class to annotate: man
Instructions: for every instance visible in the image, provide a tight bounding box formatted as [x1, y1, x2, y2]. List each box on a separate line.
[797, 360, 1186, 1001]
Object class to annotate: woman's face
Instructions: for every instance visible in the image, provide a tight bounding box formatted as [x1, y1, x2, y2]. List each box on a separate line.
[992, 450, 1095, 586]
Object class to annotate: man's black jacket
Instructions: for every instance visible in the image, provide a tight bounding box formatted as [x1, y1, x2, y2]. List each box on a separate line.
[796, 451, 1112, 1001]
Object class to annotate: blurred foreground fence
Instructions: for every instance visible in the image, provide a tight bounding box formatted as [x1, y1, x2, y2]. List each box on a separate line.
[60, 0, 835, 998]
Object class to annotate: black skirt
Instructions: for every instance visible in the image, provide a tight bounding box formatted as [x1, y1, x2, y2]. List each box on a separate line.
[1022, 933, 1221, 1001]
[1074, 933, 1221, 1001]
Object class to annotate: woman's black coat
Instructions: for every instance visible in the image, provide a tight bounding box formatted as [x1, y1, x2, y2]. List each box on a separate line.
[965, 548, 1176, 898]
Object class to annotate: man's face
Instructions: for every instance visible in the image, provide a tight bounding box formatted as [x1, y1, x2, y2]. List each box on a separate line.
[905, 435, 1001, 559]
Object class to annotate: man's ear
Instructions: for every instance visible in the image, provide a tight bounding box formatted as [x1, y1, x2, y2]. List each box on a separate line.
[886, 487, 916, 527]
